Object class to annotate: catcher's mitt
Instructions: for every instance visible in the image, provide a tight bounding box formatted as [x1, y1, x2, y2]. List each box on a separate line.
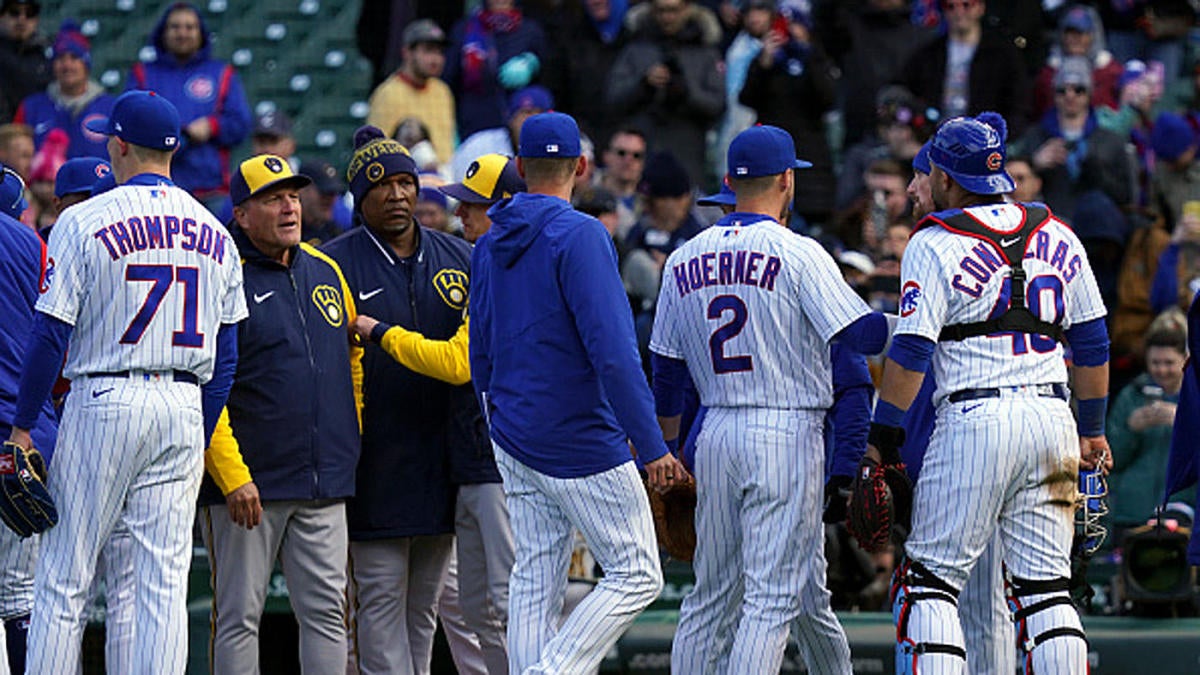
[0, 441, 57, 538]
[846, 424, 912, 553]
[646, 479, 697, 562]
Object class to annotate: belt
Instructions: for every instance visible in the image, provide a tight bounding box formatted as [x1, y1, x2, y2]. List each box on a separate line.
[88, 370, 199, 385]
[947, 383, 1068, 404]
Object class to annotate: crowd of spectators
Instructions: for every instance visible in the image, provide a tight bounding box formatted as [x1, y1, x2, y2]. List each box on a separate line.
[4, 0, 1200, 614]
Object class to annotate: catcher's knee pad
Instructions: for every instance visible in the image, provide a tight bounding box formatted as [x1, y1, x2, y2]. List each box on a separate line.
[891, 559, 967, 675]
[1006, 576, 1087, 675]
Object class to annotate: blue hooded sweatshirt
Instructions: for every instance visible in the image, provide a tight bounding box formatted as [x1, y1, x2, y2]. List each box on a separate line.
[470, 192, 668, 478]
[126, 2, 250, 197]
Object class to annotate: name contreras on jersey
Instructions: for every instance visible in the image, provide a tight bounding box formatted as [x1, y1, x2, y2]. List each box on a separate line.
[92, 215, 229, 264]
[672, 250, 782, 298]
[951, 229, 1082, 298]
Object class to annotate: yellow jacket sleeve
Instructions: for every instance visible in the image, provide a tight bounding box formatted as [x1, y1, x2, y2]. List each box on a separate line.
[380, 316, 471, 386]
[204, 407, 252, 495]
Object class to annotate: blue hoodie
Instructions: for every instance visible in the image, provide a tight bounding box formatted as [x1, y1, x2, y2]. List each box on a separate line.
[126, 3, 250, 197]
[470, 192, 668, 478]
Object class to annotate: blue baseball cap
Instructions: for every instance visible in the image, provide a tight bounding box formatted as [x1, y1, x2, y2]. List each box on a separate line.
[90, 171, 117, 196]
[55, 157, 111, 198]
[928, 113, 1015, 195]
[519, 112, 581, 158]
[507, 85, 554, 119]
[727, 125, 812, 179]
[697, 181, 736, 207]
[84, 90, 181, 151]
[0, 165, 27, 219]
[912, 140, 932, 175]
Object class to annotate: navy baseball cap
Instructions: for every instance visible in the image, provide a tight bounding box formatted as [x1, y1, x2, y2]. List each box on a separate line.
[507, 85, 554, 119]
[55, 157, 111, 198]
[697, 182, 736, 207]
[928, 113, 1015, 195]
[0, 165, 27, 219]
[84, 90, 181, 151]
[912, 140, 932, 175]
[439, 153, 525, 204]
[727, 125, 812, 179]
[90, 171, 117, 196]
[519, 112, 581, 158]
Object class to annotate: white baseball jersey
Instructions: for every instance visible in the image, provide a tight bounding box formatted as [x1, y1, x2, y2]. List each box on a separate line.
[38, 183, 247, 381]
[650, 215, 871, 410]
[896, 203, 1106, 401]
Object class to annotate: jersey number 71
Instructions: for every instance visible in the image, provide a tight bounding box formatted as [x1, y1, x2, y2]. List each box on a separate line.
[120, 264, 204, 347]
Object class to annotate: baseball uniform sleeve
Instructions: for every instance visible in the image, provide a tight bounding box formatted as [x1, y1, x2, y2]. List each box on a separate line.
[35, 214, 89, 325]
[220, 252, 249, 325]
[1058, 226, 1108, 328]
[469, 241, 494, 412]
[794, 237, 872, 343]
[558, 220, 669, 464]
[894, 231, 951, 342]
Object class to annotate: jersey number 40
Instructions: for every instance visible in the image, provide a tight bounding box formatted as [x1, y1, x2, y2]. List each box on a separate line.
[986, 274, 1064, 355]
[708, 294, 752, 374]
[120, 264, 204, 347]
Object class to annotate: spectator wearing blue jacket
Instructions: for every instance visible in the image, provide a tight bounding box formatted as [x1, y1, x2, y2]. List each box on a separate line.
[126, 3, 250, 213]
[14, 21, 113, 160]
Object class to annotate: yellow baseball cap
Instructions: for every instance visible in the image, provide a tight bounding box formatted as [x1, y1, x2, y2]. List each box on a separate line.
[438, 154, 525, 204]
[230, 154, 312, 205]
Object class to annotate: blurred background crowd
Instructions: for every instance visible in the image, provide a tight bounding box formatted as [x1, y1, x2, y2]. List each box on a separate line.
[4, 0, 1200, 616]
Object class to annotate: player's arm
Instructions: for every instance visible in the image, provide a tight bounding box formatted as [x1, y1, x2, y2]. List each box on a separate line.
[866, 334, 935, 464]
[651, 352, 688, 454]
[354, 314, 472, 386]
[8, 312, 73, 451]
[828, 344, 873, 478]
[1065, 317, 1112, 471]
[205, 407, 262, 529]
[559, 222, 685, 489]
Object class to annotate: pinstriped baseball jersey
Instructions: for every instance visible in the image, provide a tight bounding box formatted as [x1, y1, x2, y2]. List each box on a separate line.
[897, 203, 1106, 400]
[650, 214, 871, 410]
[37, 182, 247, 381]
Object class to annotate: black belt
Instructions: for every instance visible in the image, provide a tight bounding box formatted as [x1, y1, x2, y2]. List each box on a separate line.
[89, 370, 199, 385]
[948, 383, 1068, 404]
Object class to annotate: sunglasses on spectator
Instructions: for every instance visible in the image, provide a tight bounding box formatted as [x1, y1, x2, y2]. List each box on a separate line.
[612, 148, 644, 160]
[1055, 85, 1088, 95]
[3, 5, 37, 18]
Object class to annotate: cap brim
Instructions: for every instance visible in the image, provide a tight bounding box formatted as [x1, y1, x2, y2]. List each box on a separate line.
[437, 182, 495, 204]
[238, 174, 312, 204]
[945, 168, 1016, 195]
[697, 192, 736, 206]
[84, 116, 111, 135]
[794, 159, 813, 169]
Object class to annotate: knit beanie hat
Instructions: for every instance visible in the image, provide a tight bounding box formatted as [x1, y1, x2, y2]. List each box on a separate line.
[53, 20, 91, 69]
[346, 125, 419, 211]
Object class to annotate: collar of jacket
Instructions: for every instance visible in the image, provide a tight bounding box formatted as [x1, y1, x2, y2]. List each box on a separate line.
[232, 223, 300, 269]
[361, 220, 427, 266]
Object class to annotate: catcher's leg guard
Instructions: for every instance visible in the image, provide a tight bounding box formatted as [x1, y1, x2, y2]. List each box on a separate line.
[891, 559, 967, 675]
[1006, 576, 1087, 674]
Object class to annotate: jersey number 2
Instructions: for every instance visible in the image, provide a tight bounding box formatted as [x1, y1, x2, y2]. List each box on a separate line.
[120, 264, 204, 347]
[708, 295, 752, 373]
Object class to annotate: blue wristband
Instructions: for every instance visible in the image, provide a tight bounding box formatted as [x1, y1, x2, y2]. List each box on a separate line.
[873, 399, 906, 427]
[664, 437, 679, 454]
[370, 322, 392, 343]
[1077, 397, 1107, 437]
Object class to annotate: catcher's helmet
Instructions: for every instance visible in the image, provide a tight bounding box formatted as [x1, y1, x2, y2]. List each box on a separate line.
[929, 112, 1016, 195]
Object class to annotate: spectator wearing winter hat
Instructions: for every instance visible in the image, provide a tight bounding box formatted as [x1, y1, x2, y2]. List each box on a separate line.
[1014, 55, 1135, 230]
[450, 84, 552, 180]
[1150, 111, 1200, 235]
[14, 20, 115, 159]
[0, 0, 50, 122]
[415, 186, 452, 233]
[1032, 4, 1123, 121]
[320, 125, 473, 675]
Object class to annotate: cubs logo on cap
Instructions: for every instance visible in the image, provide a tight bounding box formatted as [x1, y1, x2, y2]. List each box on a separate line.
[54, 157, 112, 198]
[439, 154, 526, 204]
[230, 154, 311, 205]
[928, 112, 1015, 195]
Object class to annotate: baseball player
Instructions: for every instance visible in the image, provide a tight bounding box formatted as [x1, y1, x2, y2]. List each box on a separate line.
[899, 140, 1014, 675]
[650, 125, 891, 674]
[7, 90, 248, 674]
[866, 112, 1110, 674]
[0, 162, 48, 675]
[198, 154, 363, 674]
[470, 111, 686, 674]
[352, 153, 525, 675]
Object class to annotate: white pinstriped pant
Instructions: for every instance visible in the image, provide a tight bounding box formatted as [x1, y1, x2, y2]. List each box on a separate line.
[27, 375, 204, 675]
[957, 533, 1015, 675]
[672, 407, 851, 675]
[495, 446, 662, 675]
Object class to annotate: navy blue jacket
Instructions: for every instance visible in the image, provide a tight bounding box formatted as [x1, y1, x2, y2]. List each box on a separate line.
[0, 212, 57, 457]
[199, 230, 362, 506]
[471, 193, 669, 478]
[323, 224, 471, 540]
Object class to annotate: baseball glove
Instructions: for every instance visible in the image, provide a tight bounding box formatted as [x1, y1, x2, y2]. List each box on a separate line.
[0, 441, 57, 538]
[646, 479, 697, 562]
[846, 424, 912, 553]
